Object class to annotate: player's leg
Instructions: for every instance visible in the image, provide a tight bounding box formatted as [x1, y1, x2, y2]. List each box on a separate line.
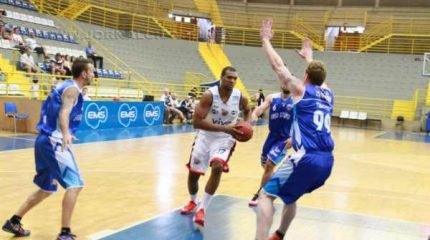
[193, 138, 235, 228]
[2, 134, 57, 237]
[249, 135, 273, 206]
[53, 144, 84, 239]
[2, 190, 52, 237]
[267, 202, 296, 240]
[255, 193, 276, 240]
[250, 139, 287, 207]
[181, 135, 208, 215]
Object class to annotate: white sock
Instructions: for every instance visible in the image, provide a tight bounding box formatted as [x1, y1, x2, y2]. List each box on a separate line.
[200, 192, 214, 209]
[190, 194, 198, 202]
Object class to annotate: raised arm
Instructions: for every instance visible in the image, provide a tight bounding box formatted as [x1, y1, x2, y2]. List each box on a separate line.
[193, 91, 242, 136]
[252, 94, 272, 121]
[59, 87, 79, 151]
[260, 18, 304, 98]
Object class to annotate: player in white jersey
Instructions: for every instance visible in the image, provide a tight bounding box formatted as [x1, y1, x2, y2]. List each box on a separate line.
[256, 19, 335, 240]
[180, 66, 252, 230]
[2, 58, 94, 240]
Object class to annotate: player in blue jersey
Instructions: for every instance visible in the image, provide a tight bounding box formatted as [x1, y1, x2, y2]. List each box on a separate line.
[2, 58, 94, 240]
[256, 19, 335, 240]
[248, 86, 293, 207]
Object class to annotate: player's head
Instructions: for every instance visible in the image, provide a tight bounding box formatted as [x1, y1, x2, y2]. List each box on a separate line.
[72, 58, 94, 86]
[220, 66, 238, 91]
[280, 83, 290, 95]
[304, 60, 326, 86]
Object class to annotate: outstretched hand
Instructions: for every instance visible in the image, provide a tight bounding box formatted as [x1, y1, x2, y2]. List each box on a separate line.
[260, 18, 274, 41]
[295, 38, 313, 63]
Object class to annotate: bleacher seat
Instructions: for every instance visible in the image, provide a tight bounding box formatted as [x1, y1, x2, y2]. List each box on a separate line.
[48, 32, 57, 40]
[19, 26, 28, 35]
[42, 30, 49, 39]
[34, 29, 42, 38]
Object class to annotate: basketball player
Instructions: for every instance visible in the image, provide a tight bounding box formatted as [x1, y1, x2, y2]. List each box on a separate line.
[2, 58, 94, 240]
[181, 66, 252, 229]
[248, 86, 294, 207]
[256, 19, 335, 240]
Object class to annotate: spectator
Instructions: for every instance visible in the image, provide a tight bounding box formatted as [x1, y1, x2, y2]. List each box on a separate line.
[82, 86, 91, 101]
[85, 41, 103, 69]
[256, 89, 265, 107]
[51, 53, 66, 77]
[178, 95, 195, 122]
[20, 47, 38, 73]
[0, 9, 6, 40]
[63, 55, 72, 76]
[11, 27, 25, 51]
[25, 32, 46, 57]
[170, 93, 186, 123]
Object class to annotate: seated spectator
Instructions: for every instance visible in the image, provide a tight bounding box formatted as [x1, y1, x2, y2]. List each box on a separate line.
[25, 32, 46, 57]
[82, 86, 91, 101]
[170, 93, 186, 123]
[51, 53, 66, 77]
[85, 41, 103, 69]
[0, 9, 6, 40]
[178, 95, 195, 122]
[11, 27, 25, 52]
[63, 55, 72, 76]
[20, 47, 38, 73]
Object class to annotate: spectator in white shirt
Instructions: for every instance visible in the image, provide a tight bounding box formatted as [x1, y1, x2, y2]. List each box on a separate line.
[82, 87, 91, 101]
[20, 47, 38, 73]
[11, 27, 24, 50]
[25, 32, 46, 57]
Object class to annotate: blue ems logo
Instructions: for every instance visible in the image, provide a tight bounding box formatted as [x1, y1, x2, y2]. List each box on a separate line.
[118, 103, 138, 127]
[85, 103, 108, 129]
[143, 104, 161, 126]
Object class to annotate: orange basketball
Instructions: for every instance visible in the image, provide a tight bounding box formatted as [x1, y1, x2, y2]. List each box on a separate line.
[234, 121, 253, 142]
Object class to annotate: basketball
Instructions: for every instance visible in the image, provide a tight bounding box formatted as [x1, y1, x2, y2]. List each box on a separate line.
[234, 121, 253, 142]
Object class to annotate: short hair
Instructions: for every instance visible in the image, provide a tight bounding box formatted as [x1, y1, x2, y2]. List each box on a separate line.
[306, 60, 327, 86]
[72, 58, 92, 79]
[220, 66, 237, 78]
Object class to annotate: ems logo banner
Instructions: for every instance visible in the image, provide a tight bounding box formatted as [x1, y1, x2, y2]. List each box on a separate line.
[80, 101, 164, 130]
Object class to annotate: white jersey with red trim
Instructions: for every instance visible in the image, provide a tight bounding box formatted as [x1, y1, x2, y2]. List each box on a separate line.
[198, 86, 241, 138]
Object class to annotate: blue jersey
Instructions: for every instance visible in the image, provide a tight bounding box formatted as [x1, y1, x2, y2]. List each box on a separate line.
[291, 84, 334, 153]
[37, 79, 83, 138]
[268, 93, 293, 138]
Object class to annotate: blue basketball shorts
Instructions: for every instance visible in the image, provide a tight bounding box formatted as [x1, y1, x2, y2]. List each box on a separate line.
[261, 135, 288, 166]
[264, 150, 333, 205]
[33, 134, 84, 192]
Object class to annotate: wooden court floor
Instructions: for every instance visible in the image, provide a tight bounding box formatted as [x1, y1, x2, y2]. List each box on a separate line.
[0, 126, 429, 239]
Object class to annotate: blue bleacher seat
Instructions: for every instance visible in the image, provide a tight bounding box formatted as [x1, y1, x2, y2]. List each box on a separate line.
[108, 70, 114, 78]
[114, 71, 121, 79]
[48, 32, 57, 40]
[96, 68, 103, 78]
[19, 26, 28, 35]
[35, 29, 42, 38]
[29, 4, 37, 11]
[8, 0, 15, 5]
[63, 34, 70, 42]
[56, 33, 64, 41]
[15, 0, 22, 7]
[102, 69, 109, 78]
[0, 0, 8, 4]
[69, 35, 76, 43]
[22, 2, 29, 9]
[42, 30, 49, 39]
[27, 28, 35, 35]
